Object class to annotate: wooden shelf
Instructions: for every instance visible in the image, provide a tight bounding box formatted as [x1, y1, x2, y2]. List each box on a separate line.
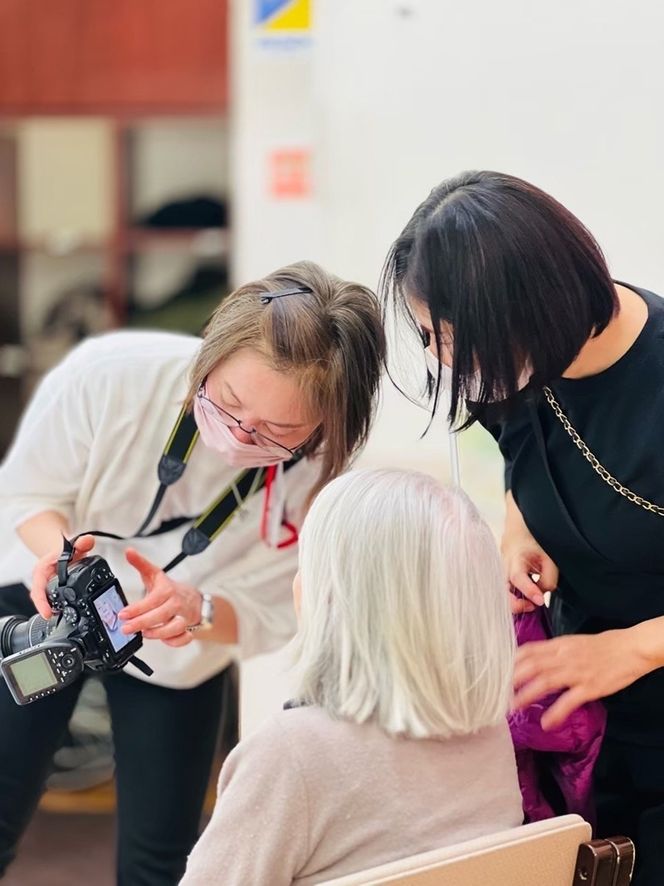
[0, 236, 108, 255]
[0, 229, 229, 257]
[125, 226, 229, 254]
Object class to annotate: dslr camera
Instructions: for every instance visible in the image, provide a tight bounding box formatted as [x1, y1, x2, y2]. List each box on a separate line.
[0, 543, 151, 705]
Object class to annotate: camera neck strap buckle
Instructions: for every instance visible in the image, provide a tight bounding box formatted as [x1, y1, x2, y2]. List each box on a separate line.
[56, 536, 75, 587]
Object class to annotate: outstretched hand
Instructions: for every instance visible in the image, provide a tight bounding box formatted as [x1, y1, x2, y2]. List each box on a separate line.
[120, 548, 202, 648]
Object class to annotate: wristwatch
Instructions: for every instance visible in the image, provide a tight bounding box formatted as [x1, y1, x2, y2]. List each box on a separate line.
[186, 592, 215, 633]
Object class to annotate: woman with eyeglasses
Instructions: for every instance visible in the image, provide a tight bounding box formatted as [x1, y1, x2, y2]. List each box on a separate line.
[383, 170, 664, 885]
[0, 260, 385, 885]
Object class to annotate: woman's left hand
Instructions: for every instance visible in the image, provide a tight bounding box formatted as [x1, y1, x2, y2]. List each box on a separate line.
[513, 628, 652, 730]
[119, 548, 202, 648]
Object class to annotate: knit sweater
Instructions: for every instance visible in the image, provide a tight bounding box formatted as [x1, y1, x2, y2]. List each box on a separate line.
[181, 705, 523, 885]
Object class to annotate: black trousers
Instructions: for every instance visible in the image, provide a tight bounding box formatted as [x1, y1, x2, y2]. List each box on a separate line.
[595, 735, 664, 886]
[0, 584, 227, 885]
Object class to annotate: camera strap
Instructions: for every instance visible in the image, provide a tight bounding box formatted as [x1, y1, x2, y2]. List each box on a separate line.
[68, 406, 300, 574]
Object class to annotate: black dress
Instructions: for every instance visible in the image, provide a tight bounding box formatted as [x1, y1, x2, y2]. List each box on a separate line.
[481, 284, 664, 885]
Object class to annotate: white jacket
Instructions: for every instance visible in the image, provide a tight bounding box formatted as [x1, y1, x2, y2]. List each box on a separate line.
[0, 331, 321, 689]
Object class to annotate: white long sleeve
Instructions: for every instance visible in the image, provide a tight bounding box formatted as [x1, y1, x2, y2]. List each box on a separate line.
[0, 331, 321, 688]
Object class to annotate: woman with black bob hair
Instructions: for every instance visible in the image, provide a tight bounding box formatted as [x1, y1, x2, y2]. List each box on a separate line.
[384, 170, 664, 885]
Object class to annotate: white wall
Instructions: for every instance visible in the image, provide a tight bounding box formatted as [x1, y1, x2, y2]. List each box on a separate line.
[314, 0, 664, 292]
[236, 0, 664, 735]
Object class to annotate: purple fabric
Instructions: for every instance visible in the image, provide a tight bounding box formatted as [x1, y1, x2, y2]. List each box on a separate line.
[509, 607, 607, 826]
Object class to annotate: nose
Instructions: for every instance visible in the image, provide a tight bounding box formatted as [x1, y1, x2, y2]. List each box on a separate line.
[230, 425, 256, 445]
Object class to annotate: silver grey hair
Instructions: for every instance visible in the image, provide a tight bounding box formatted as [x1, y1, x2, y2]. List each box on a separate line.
[292, 468, 515, 738]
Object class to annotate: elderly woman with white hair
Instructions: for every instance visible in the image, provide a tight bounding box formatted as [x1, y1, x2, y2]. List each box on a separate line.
[181, 469, 523, 885]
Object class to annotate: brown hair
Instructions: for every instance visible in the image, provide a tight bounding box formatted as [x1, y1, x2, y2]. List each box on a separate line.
[186, 260, 385, 498]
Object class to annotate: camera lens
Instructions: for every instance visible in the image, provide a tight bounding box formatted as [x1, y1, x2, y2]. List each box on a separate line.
[0, 616, 23, 657]
[0, 614, 53, 657]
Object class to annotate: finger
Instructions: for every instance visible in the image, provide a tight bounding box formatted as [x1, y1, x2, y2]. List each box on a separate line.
[125, 548, 162, 584]
[142, 615, 189, 641]
[510, 569, 545, 605]
[31, 559, 55, 618]
[163, 632, 193, 648]
[514, 641, 559, 685]
[538, 557, 559, 593]
[513, 673, 566, 710]
[72, 535, 96, 559]
[540, 687, 589, 731]
[120, 591, 174, 625]
[30, 580, 53, 618]
[122, 600, 180, 634]
[510, 593, 536, 614]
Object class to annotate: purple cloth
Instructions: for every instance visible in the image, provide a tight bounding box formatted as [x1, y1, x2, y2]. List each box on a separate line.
[509, 607, 607, 826]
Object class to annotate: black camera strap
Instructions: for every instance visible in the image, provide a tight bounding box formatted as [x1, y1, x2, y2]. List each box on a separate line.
[135, 407, 201, 537]
[68, 405, 300, 574]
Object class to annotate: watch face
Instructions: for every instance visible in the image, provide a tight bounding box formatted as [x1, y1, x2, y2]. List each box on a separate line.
[200, 594, 215, 626]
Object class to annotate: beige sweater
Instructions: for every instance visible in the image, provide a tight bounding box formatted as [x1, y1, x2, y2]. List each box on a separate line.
[180, 706, 523, 885]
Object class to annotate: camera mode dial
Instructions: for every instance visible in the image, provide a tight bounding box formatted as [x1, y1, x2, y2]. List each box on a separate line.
[63, 606, 79, 625]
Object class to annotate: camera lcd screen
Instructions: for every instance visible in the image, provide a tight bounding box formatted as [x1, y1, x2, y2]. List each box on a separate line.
[9, 651, 58, 696]
[92, 584, 135, 652]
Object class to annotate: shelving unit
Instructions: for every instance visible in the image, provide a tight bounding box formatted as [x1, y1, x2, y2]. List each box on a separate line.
[0, 1, 230, 456]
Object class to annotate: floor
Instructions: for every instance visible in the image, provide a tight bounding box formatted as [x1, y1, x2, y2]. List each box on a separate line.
[4, 811, 115, 886]
[4, 774, 217, 885]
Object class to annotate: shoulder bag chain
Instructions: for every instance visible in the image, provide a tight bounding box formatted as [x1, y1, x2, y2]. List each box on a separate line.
[543, 385, 664, 517]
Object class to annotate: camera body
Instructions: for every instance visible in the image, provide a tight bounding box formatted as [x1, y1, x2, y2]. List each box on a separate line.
[0, 555, 144, 705]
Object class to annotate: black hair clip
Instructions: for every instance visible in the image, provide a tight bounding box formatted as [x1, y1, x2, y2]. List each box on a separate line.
[259, 286, 313, 305]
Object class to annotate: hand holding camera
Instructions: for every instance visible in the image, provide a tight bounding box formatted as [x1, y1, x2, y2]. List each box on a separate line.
[0, 537, 152, 705]
[30, 534, 97, 619]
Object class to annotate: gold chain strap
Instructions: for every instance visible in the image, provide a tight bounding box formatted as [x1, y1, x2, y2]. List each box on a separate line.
[543, 386, 664, 517]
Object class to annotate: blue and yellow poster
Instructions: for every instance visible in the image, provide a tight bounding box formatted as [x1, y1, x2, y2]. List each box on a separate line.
[254, 0, 312, 33]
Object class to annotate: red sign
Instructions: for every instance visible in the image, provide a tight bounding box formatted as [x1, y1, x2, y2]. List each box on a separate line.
[269, 148, 312, 198]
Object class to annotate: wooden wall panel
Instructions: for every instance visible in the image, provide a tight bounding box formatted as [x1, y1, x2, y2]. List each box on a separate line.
[0, 0, 228, 113]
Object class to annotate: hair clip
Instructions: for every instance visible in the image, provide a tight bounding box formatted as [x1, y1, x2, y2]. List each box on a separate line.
[259, 286, 313, 305]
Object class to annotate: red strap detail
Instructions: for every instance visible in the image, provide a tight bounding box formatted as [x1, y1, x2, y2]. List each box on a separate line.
[276, 520, 299, 549]
[261, 466, 298, 548]
[260, 465, 278, 541]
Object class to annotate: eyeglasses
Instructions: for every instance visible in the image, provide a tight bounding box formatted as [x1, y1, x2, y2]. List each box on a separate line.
[196, 384, 306, 455]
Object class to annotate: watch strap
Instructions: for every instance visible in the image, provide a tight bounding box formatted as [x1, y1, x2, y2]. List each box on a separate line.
[186, 592, 215, 633]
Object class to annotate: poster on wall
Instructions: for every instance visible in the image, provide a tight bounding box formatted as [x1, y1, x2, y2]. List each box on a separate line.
[254, 0, 313, 50]
[268, 148, 312, 199]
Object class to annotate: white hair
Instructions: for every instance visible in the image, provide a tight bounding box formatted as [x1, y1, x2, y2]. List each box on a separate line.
[292, 468, 515, 739]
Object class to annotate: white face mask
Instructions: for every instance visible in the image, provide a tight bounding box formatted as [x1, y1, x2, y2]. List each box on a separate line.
[424, 348, 531, 401]
[425, 347, 454, 389]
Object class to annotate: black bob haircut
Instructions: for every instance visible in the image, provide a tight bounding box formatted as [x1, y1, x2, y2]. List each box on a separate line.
[381, 170, 618, 428]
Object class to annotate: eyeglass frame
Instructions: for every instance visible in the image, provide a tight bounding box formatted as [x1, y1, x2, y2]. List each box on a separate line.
[196, 381, 313, 456]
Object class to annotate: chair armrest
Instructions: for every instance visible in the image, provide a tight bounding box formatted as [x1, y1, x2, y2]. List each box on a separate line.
[574, 836, 635, 885]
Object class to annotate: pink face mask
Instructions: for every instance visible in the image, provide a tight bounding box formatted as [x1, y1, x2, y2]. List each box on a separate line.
[193, 396, 291, 468]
